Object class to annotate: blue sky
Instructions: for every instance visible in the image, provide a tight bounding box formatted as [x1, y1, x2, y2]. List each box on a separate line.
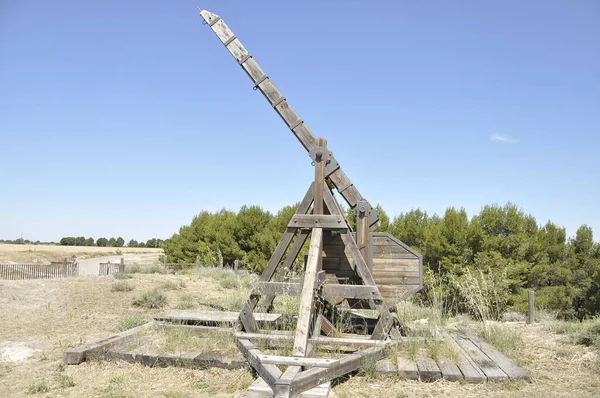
[1, 1, 598, 243]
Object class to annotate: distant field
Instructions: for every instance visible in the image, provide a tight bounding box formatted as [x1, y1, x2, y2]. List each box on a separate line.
[0, 244, 163, 264]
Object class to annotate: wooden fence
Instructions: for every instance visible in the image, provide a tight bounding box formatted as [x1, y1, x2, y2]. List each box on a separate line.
[0, 262, 79, 280]
[99, 262, 123, 276]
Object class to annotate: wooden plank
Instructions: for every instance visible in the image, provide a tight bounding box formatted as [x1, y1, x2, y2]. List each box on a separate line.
[287, 214, 346, 229]
[237, 339, 282, 390]
[256, 282, 301, 296]
[258, 354, 338, 368]
[236, 332, 390, 348]
[290, 347, 385, 394]
[397, 356, 419, 380]
[466, 333, 529, 380]
[416, 357, 442, 382]
[437, 360, 463, 381]
[444, 333, 486, 383]
[323, 284, 380, 300]
[155, 310, 281, 323]
[453, 334, 507, 381]
[318, 314, 337, 337]
[292, 228, 323, 357]
[240, 302, 259, 333]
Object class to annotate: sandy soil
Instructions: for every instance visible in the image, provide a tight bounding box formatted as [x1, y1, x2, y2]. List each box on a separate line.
[0, 274, 599, 397]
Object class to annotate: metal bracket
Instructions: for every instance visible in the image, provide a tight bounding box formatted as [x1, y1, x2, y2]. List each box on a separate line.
[309, 147, 328, 163]
[324, 153, 340, 177]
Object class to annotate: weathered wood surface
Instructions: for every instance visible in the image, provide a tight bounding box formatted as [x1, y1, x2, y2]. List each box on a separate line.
[154, 310, 281, 324]
[290, 347, 386, 394]
[436, 359, 463, 381]
[288, 214, 346, 229]
[237, 339, 282, 389]
[64, 322, 152, 364]
[240, 302, 260, 333]
[444, 333, 487, 383]
[397, 356, 419, 380]
[292, 227, 323, 357]
[243, 377, 330, 398]
[453, 334, 507, 381]
[466, 332, 529, 380]
[416, 357, 442, 382]
[257, 354, 338, 368]
[236, 332, 390, 348]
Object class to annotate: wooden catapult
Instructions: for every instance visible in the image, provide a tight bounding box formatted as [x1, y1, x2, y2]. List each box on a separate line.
[199, 10, 423, 397]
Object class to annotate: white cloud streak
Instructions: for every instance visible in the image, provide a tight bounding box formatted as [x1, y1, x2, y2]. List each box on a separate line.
[490, 134, 519, 144]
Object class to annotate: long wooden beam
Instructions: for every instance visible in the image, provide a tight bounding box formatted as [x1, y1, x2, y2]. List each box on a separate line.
[292, 227, 323, 357]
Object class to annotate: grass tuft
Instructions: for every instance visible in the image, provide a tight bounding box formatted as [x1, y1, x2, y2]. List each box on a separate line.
[26, 379, 48, 394]
[476, 322, 523, 359]
[111, 281, 134, 292]
[116, 315, 148, 332]
[159, 279, 186, 291]
[132, 288, 167, 309]
[56, 373, 75, 388]
[113, 272, 133, 280]
[174, 293, 197, 310]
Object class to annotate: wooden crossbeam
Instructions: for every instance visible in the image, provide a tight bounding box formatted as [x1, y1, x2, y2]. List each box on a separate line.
[289, 346, 387, 394]
[237, 339, 282, 389]
[236, 332, 390, 348]
[258, 354, 338, 368]
[287, 214, 347, 229]
[240, 301, 259, 333]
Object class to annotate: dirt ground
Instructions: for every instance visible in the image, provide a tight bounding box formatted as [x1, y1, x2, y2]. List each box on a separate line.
[0, 273, 599, 397]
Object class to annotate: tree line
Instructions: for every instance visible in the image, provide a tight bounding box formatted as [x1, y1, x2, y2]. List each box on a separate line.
[58, 236, 164, 248]
[162, 202, 600, 319]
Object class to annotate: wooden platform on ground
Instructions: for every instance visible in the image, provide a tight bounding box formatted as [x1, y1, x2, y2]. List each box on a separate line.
[242, 377, 330, 398]
[153, 309, 282, 324]
[376, 330, 528, 383]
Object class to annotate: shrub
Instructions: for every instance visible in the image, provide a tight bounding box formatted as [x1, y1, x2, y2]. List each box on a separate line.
[159, 279, 186, 291]
[174, 294, 197, 310]
[116, 315, 148, 332]
[56, 374, 75, 388]
[114, 272, 132, 280]
[27, 379, 48, 394]
[111, 281, 134, 292]
[147, 265, 165, 274]
[132, 289, 167, 309]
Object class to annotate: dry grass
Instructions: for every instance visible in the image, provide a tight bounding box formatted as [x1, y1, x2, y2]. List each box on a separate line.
[1, 268, 600, 397]
[0, 243, 162, 264]
[0, 272, 253, 397]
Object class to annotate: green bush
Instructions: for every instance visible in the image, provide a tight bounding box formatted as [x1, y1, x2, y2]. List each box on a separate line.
[132, 289, 167, 309]
[114, 272, 133, 280]
[111, 281, 134, 292]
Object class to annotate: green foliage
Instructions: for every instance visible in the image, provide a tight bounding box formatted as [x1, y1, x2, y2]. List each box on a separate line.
[56, 374, 75, 388]
[131, 289, 167, 309]
[164, 200, 599, 320]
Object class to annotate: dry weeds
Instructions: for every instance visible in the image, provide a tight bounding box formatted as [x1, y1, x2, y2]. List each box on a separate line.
[1, 271, 599, 397]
